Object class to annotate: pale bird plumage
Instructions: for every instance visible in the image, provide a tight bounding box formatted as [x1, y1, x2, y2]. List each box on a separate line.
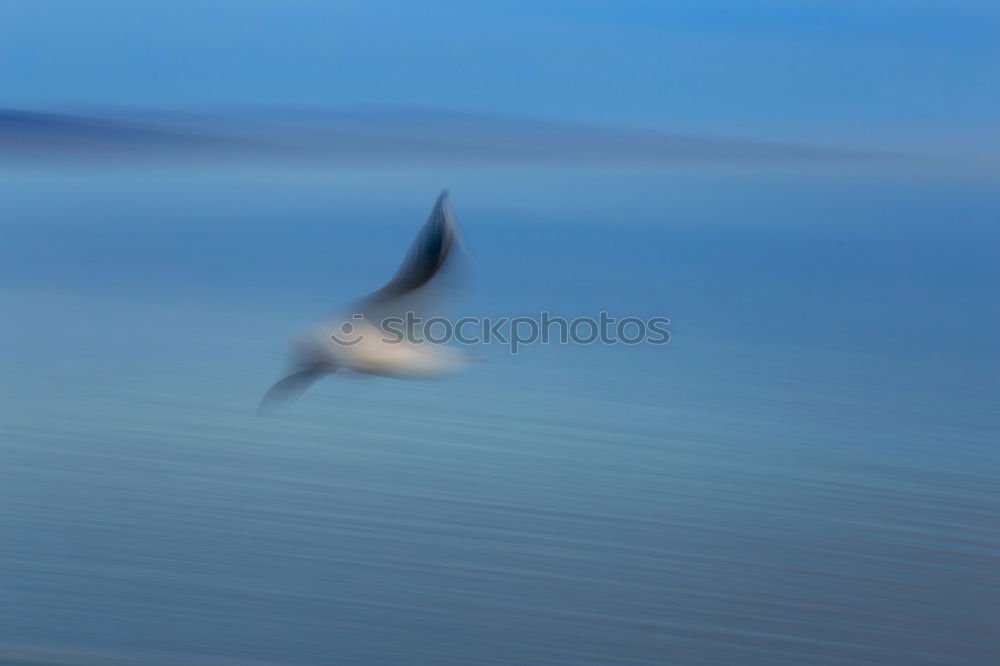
[258, 190, 467, 412]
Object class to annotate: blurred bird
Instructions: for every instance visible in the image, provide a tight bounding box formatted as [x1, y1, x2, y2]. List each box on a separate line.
[258, 190, 467, 412]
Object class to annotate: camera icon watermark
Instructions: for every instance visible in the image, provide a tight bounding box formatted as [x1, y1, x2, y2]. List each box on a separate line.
[331, 312, 670, 354]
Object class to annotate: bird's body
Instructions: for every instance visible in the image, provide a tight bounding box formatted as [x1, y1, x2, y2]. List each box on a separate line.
[294, 317, 466, 379]
[259, 190, 466, 411]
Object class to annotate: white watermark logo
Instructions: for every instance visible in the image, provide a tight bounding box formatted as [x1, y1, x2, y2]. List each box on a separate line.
[331, 312, 670, 354]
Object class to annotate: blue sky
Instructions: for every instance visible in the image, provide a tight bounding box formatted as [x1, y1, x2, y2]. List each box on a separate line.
[2, 0, 998, 153]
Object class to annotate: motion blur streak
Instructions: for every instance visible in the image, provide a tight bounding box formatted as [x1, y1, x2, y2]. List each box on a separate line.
[0, 107, 890, 167]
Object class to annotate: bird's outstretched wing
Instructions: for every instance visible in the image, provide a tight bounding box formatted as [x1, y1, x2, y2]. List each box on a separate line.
[257, 365, 332, 413]
[360, 190, 462, 317]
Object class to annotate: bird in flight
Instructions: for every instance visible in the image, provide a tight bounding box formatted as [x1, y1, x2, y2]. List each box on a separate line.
[259, 190, 467, 412]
